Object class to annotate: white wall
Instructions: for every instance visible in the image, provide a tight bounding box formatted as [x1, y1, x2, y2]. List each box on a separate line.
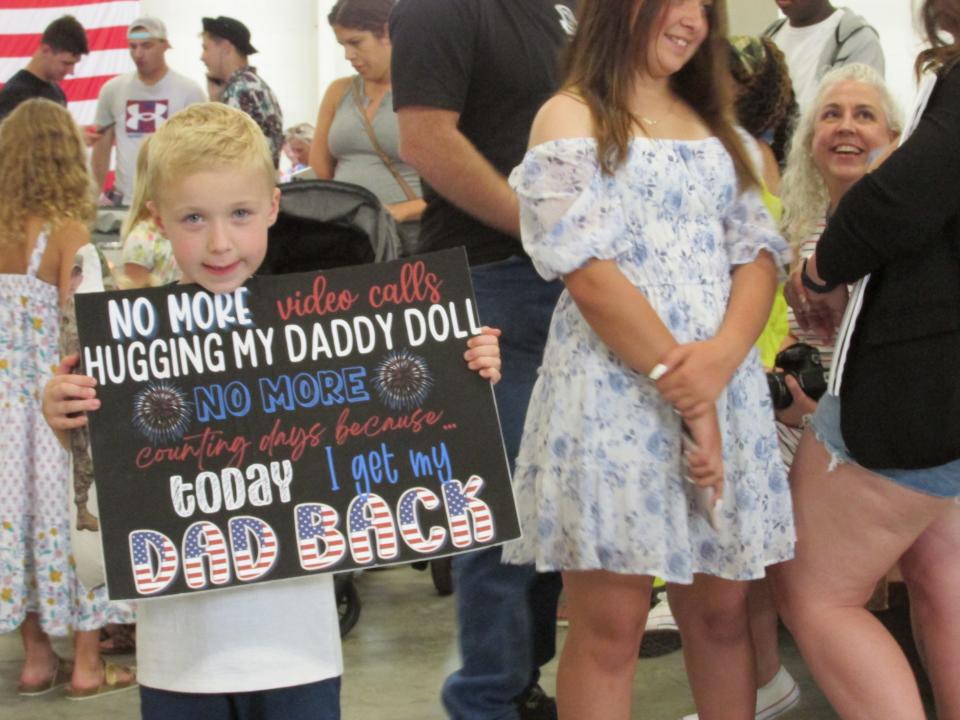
[143, 1, 926, 135]
[728, 0, 778, 36]
[844, 0, 925, 113]
[140, 0, 322, 130]
[317, 0, 355, 107]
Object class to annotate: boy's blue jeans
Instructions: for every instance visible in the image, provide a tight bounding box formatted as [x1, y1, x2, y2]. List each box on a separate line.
[442, 256, 563, 720]
[140, 677, 341, 720]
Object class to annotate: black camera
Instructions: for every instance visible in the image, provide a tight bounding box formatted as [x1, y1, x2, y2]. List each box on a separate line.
[766, 343, 827, 410]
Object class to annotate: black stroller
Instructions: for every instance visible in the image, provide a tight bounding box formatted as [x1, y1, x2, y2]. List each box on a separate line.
[262, 179, 401, 637]
[262, 178, 400, 274]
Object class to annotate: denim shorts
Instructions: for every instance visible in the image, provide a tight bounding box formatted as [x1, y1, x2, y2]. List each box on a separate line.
[809, 393, 960, 499]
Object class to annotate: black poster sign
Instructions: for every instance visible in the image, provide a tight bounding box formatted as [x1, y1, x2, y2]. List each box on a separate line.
[75, 249, 517, 600]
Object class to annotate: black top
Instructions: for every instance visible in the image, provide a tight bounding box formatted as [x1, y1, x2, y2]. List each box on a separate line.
[0, 69, 67, 122]
[817, 65, 960, 469]
[390, 0, 576, 266]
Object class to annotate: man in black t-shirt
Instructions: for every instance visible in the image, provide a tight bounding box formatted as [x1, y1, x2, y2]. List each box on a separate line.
[391, 2, 577, 718]
[0, 15, 89, 122]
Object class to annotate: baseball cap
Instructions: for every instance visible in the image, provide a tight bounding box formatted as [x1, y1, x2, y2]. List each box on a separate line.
[127, 17, 168, 42]
[202, 16, 257, 56]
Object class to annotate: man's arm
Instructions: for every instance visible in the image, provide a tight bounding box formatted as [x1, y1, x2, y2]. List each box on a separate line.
[398, 107, 520, 238]
[90, 126, 115, 195]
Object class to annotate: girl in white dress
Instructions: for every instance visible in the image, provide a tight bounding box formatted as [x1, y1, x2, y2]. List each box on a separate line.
[502, 1, 795, 717]
[0, 99, 135, 698]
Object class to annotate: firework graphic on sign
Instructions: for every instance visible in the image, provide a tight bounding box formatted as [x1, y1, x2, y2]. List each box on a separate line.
[132, 382, 193, 445]
[373, 349, 433, 411]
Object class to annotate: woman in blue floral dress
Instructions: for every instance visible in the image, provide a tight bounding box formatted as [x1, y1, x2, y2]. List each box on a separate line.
[502, 1, 795, 717]
[0, 100, 134, 698]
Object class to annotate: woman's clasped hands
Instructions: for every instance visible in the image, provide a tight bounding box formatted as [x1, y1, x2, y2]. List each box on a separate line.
[653, 336, 742, 502]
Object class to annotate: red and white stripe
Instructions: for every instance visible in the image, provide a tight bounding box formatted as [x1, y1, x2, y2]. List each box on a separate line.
[0, 0, 139, 125]
[398, 487, 446, 554]
[296, 503, 346, 571]
[444, 476, 496, 549]
[230, 516, 279, 582]
[464, 476, 494, 541]
[183, 521, 231, 589]
[348, 493, 399, 564]
[129, 530, 178, 596]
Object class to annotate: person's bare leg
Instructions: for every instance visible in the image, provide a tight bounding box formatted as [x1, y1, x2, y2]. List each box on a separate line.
[770, 430, 947, 720]
[557, 571, 653, 720]
[18, 613, 58, 687]
[70, 630, 104, 689]
[899, 504, 960, 720]
[70, 629, 134, 690]
[748, 579, 782, 688]
[669, 576, 754, 720]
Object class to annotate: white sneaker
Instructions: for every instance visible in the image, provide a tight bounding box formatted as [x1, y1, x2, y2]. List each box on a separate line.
[680, 665, 800, 720]
[755, 666, 800, 720]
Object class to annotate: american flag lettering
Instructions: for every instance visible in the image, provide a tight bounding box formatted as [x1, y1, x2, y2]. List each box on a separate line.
[442, 475, 495, 548]
[398, 487, 446, 553]
[228, 516, 279, 582]
[347, 493, 399, 564]
[182, 521, 231, 589]
[295, 503, 346, 571]
[129, 529, 179, 596]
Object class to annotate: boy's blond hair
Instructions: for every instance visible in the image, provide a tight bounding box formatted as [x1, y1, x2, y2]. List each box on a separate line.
[144, 102, 277, 206]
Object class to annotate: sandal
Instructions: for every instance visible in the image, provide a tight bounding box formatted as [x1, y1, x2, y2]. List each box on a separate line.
[65, 661, 137, 701]
[17, 656, 73, 696]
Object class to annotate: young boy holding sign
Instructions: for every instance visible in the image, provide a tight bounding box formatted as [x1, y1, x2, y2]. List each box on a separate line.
[42, 102, 502, 719]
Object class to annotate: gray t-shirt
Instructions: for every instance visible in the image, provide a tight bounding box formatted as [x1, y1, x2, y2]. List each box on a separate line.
[95, 69, 206, 200]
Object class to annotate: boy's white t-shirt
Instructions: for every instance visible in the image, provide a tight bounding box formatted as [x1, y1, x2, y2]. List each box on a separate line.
[136, 574, 342, 693]
[770, 10, 844, 112]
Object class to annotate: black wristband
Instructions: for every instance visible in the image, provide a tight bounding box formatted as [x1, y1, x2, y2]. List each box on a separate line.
[801, 258, 839, 294]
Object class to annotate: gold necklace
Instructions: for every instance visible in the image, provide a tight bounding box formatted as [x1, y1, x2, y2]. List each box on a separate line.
[636, 96, 675, 127]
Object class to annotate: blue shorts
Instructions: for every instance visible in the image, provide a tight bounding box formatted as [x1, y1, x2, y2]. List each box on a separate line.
[140, 677, 341, 720]
[810, 394, 960, 499]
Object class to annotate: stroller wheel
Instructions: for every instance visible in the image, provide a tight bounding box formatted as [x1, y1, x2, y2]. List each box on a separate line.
[430, 558, 454, 596]
[336, 576, 361, 637]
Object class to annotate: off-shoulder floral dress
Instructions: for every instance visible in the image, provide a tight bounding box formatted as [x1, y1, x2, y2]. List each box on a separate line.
[502, 136, 796, 582]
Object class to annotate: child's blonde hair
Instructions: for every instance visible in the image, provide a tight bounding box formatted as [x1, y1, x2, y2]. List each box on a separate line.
[144, 102, 277, 208]
[0, 98, 95, 247]
[121, 135, 154, 241]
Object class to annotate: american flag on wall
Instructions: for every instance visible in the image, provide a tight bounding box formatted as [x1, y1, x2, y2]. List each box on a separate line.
[0, 0, 139, 126]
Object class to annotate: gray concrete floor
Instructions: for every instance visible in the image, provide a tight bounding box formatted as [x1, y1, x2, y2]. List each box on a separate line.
[0, 566, 923, 719]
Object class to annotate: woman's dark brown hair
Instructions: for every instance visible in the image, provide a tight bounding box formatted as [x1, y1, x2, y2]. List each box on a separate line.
[328, 0, 395, 37]
[916, 0, 960, 76]
[728, 36, 798, 165]
[562, 0, 758, 188]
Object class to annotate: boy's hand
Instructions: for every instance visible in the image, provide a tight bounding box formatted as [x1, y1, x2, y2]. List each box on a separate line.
[42, 354, 100, 434]
[465, 326, 502, 385]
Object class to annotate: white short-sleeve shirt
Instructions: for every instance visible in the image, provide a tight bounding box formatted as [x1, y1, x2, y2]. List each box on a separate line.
[135, 574, 343, 693]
